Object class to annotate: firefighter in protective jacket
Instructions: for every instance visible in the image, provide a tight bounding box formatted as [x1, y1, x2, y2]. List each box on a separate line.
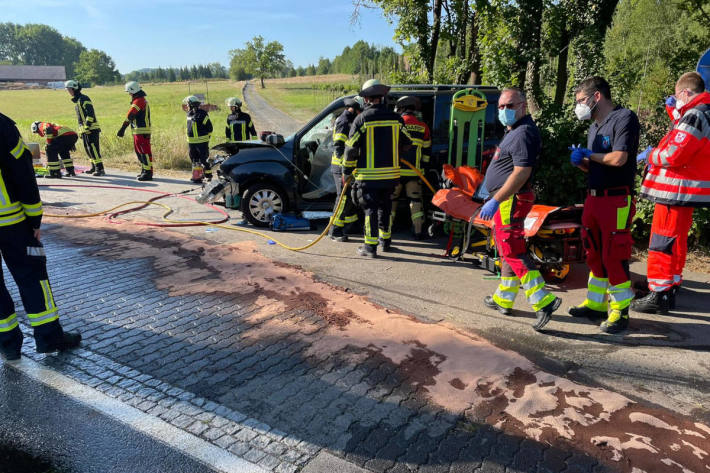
[184, 96, 213, 183]
[634, 72, 710, 314]
[65, 80, 105, 176]
[225, 97, 257, 142]
[0, 113, 81, 360]
[117, 81, 153, 181]
[329, 96, 363, 242]
[392, 96, 431, 239]
[344, 79, 412, 258]
[31, 121, 77, 178]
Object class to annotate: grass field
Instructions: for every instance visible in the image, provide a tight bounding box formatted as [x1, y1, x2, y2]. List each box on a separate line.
[256, 74, 360, 122]
[0, 80, 245, 171]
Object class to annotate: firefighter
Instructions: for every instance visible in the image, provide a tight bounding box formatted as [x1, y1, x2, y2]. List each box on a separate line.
[568, 76, 640, 334]
[0, 112, 81, 360]
[391, 95, 431, 240]
[633, 72, 710, 314]
[329, 96, 363, 242]
[344, 79, 412, 258]
[183, 95, 213, 183]
[479, 88, 561, 331]
[65, 80, 105, 176]
[225, 97, 257, 142]
[30, 121, 77, 178]
[117, 81, 153, 181]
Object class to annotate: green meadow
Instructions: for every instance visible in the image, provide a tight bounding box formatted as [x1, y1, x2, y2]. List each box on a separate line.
[0, 80, 244, 171]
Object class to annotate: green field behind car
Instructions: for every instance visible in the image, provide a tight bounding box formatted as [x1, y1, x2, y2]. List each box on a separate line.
[0, 80, 244, 171]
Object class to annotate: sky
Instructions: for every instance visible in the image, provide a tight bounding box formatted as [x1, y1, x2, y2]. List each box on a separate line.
[0, 0, 400, 73]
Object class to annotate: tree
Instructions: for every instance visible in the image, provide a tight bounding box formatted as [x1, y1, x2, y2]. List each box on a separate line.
[61, 36, 85, 77]
[74, 49, 120, 85]
[316, 57, 331, 75]
[14, 24, 64, 66]
[229, 35, 287, 88]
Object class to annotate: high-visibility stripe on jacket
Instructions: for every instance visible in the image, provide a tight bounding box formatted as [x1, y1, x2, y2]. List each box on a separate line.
[126, 91, 151, 135]
[400, 112, 431, 177]
[225, 111, 256, 143]
[332, 109, 357, 166]
[344, 104, 412, 184]
[37, 122, 76, 144]
[186, 108, 213, 144]
[640, 92, 710, 207]
[72, 93, 100, 132]
[0, 113, 43, 229]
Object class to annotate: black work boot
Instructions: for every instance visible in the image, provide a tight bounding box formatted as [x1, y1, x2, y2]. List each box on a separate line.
[600, 308, 629, 334]
[533, 296, 561, 332]
[484, 295, 512, 316]
[568, 304, 607, 319]
[34, 322, 81, 354]
[85, 164, 96, 175]
[631, 290, 670, 314]
[378, 238, 392, 252]
[65, 167, 76, 177]
[357, 245, 377, 258]
[93, 163, 105, 176]
[137, 171, 153, 182]
[669, 286, 679, 310]
[0, 328, 23, 361]
[46, 170, 62, 179]
[329, 226, 348, 242]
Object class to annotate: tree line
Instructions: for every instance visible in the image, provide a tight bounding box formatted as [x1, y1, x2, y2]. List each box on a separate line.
[124, 63, 229, 83]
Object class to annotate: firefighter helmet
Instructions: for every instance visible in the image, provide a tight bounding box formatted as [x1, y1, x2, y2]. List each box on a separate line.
[344, 96, 363, 111]
[395, 95, 420, 113]
[183, 95, 201, 106]
[64, 80, 80, 90]
[360, 79, 390, 98]
[31, 121, 41, 133]
[225, 97, 242, 107]
[125, 81, 142, 94]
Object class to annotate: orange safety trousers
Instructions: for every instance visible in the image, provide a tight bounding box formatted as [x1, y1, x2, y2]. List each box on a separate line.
[647, 204, 694, 292]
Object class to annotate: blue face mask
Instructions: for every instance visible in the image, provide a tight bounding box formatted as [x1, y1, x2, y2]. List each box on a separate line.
[498, 108, 518, 126]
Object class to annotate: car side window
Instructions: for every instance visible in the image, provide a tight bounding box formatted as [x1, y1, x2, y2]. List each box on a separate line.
[300, 108, 343, 149]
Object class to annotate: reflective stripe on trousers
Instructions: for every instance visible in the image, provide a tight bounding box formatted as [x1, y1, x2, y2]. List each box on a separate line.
[584, 272, 609, 311]
[493, 276, 520, 309]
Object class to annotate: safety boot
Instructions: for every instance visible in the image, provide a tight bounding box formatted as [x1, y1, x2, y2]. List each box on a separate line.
[378, 238, 392, 252]
[357, 245, 377, 258]
[669, 286, 679, 310]
[85, 164, 96, 175]
[568, 304, 607, 320]
[137, 171, 153, 182]
[65, 167, 76, 177]
[600, 309, 629, 334]
[93, 163, 105, 176]
[46, 170, 62, 179]
[533, 296, 561, 332]
[0, 328, 23, 361]
[483, 295, 512, 316]
[329, 226, 348, 242]
[631, 290, 670, 314]
[35, 331, 82, 354]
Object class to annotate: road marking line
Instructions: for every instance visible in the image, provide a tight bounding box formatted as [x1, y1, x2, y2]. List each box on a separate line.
[9, 357, 268, 473]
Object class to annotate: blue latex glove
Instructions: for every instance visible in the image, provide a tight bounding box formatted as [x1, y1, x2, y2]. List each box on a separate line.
[479, 198, 500, 221]
[636, 145, 653, 163]
[569, 144, 592, 166]
[665, 96, 676, 108]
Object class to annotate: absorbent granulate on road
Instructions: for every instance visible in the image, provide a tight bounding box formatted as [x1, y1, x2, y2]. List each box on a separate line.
[19, 217, 710, 473]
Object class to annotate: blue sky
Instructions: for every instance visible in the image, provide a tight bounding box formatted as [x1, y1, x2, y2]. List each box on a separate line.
[1, 0, 399, 73]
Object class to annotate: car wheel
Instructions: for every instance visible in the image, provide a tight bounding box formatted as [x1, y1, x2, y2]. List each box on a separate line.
[241, 183, 286, 227]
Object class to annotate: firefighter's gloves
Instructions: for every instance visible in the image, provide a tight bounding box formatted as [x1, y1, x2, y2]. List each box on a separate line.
[569, 144, 592, 166]
[479, 198, 500, 220]
[665, 96, 676, 108]
[117, 122, 129, 138]
[637, 146, 653, 163]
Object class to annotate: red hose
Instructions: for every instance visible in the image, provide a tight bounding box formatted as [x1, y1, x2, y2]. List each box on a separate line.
[38, 183, 230, 227]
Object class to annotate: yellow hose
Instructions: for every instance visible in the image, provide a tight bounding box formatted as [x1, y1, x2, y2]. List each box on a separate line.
[400, 158, 436, 193]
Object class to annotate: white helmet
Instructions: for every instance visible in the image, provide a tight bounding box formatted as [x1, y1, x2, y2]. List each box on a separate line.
[31, 121, 41, 133]
[183, 95, 201, 106]
[125, 81, 141, 94]
[225, 97, 242, 107]
[64, 80, 80, 90]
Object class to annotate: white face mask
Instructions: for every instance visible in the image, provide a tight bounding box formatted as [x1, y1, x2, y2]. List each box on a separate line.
[675, 99, 686, 110]
[575, 103, 592, 120]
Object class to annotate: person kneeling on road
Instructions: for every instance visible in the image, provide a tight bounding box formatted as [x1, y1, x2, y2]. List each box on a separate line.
[479, 87, 561, 331]
[31, 121, 77, 178]
[183, 95, 213, 184]
[0, 112, 81, 360]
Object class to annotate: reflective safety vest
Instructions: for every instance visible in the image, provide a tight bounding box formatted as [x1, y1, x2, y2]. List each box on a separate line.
[72, 93, 100, 132]
[186, 108, 212, 144]
[332, 109, 357, 166]
[400, 112, 431, 177]
[37, 122, 76, 144]
[225, 111, 256, 142]
[640, 92, 710, 207]
[126, 91, 151, 135]
[0, 113, 43, 228]
[344, 104, 413, 184]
